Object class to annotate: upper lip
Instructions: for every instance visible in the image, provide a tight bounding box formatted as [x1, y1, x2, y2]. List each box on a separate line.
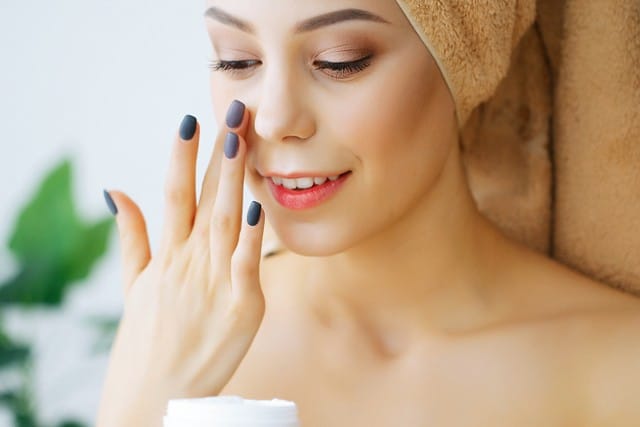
[260, 170, 351, 179]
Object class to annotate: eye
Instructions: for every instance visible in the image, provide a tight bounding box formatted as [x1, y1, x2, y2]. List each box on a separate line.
[208, 59, 261, 77]
[314, 54, 373, 80]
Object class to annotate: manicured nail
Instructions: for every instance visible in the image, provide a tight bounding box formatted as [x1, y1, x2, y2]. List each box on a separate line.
[103, 190, 118, 215]
[247, 201, 261, 226]
[224, 132, 239, 159]
[179, 115, 197, 141]
[225, 100, 245, 128]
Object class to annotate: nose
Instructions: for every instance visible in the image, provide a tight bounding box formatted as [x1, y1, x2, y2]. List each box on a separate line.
[253, 65, 316, 143]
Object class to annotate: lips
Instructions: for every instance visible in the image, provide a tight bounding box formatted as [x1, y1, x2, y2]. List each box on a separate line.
[266, 171, 351, 210]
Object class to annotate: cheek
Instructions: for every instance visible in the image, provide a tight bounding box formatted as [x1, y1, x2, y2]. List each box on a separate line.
[333, 65, 449, 182]
[209, 78, 225, 123]
[209, 75, 240, 125]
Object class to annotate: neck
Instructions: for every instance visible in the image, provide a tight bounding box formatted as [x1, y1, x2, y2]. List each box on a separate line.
[302, 145, 504, 350]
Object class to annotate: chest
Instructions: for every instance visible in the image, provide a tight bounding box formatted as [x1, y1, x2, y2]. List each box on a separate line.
[222, 323, 580, 427]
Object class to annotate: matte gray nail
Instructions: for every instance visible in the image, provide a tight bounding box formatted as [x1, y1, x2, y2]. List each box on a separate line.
[224, 132, 239, 159]
[103, 190, 118, 215]
[225, 100, 245, 128]
[179, 115, 197, 141]
[247, 201, 262, 226]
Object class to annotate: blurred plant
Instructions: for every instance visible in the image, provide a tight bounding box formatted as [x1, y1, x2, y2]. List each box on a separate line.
[0, 158, 115, 427]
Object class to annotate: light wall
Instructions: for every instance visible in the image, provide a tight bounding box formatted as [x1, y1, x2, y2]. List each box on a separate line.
[0, 1, 222, 424]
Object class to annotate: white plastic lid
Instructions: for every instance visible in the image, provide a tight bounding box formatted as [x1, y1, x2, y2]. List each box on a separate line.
[164, 396, 299, 427]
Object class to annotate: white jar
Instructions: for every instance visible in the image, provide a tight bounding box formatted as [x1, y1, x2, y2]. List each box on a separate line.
[163, 396, 300, 427]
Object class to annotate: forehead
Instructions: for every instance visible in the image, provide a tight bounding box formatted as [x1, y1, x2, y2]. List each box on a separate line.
[203, 0, 407, 34]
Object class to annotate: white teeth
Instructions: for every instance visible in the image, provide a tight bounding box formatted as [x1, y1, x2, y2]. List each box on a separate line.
[296, 177, 315, 189]
[313, 177, 328, 185]
[270, 175, 337, 189]
[281, 178, 297, 190]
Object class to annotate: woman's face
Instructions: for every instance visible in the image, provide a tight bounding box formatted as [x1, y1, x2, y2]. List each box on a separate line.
[205, 0, 457, 256]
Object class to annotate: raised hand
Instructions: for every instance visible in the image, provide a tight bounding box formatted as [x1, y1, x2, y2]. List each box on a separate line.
[97, 101, 265, 427]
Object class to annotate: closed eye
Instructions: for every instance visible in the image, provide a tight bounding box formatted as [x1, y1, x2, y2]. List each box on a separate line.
[314, 54, 373, 79]
[208, 55, 373, 80]
[208, 59, 261, 72]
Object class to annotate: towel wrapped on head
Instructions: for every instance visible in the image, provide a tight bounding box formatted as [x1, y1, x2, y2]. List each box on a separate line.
[394, 0, 640, 295]
[394, 0, 536, 126]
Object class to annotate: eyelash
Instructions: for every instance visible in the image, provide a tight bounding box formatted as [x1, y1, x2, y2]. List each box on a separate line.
[208, 59, 260, 74]
[316, 55, 373, 79]
[207, 55, 373, 80]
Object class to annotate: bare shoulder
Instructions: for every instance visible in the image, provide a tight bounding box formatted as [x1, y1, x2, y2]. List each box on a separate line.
[570, 304, 640, 426]
[536, 261, 640, 426]
[493, 244, 640, 425]
[502, 240, 640, 319]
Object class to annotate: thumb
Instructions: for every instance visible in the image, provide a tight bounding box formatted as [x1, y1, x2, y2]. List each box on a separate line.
[103, 189, 151, 296]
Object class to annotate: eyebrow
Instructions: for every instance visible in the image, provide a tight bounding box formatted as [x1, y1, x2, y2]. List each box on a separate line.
[203, 7, 390, 34]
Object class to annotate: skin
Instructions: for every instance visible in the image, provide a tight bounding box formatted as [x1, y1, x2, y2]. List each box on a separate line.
[96, 0, 640, 426]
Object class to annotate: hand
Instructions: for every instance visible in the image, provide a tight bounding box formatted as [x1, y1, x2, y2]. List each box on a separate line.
[96, 101, 265, 426]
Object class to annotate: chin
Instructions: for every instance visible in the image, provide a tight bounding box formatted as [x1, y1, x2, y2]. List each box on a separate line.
[271, 220, 357, 257]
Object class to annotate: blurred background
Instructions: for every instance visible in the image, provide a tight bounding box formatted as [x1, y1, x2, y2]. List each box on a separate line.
[0, 1, 220, 425]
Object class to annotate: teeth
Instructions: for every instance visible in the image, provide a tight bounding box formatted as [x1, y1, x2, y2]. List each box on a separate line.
[295, 177, 315, 189]
[313, 177, 328, 185]
[270, 175, 338, 189]
[281, 178, 297, 190]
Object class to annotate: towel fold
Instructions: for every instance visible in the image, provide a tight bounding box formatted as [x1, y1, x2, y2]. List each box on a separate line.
[395, 0, 640, 294]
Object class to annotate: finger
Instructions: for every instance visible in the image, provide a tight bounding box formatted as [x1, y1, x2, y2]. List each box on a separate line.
[192, 100, 250, 238]
[159, 115, 199, 250]
[209, 129, 248, 277]
[191, 128, 224, 237]
[230, 201, 266, 303]
[103, 189, 151, 296]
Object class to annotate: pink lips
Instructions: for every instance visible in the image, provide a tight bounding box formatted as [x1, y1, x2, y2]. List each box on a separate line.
[267, 172, 351, 210]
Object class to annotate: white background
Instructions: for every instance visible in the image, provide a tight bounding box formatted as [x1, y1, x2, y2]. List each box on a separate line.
[0, 1, 223, 425]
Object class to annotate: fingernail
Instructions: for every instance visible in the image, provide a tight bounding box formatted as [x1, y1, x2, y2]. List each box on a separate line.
[224, 132, 239, 159]
[247, 201, 261, 226]
[225, 100, 245, 128]
[103, 189, 118, 215]
[179, 115, 197, 141]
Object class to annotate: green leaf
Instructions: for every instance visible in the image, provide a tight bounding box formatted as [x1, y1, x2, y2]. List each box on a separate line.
[66, 218, 113, 283]
[0, 388, 39, 427]
[54, 420, 86, 427]
[0, 327, 30, 369]
[0, 390, 18, 405]
[0, 158, 115, 307]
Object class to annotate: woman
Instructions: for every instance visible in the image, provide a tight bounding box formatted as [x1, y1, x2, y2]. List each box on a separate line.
[97, 1, 640, 425]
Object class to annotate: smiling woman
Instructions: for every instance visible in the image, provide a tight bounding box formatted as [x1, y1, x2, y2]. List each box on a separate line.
[96, 0, 640, 426]
[205, 1, 457, 259]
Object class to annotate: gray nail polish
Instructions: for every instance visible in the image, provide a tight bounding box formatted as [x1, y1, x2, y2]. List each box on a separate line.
[224, 132, 239, 159]
[103, 189, 118, 215]
[225, 100, 245, 128]
[179, 115, 197, 141]
[247, 201, 261, 226]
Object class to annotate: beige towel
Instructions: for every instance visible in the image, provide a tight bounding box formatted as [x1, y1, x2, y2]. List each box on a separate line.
[395, 0, 640, 294]
[543, 0, 640, 294]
